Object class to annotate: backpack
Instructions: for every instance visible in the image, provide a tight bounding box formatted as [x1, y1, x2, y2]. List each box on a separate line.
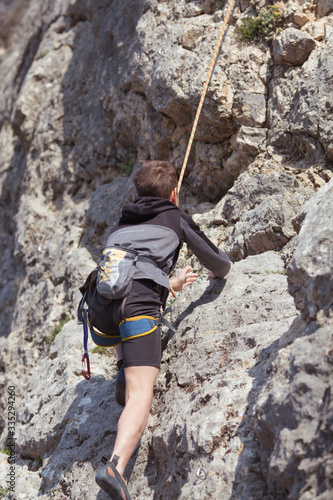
[78, 245, 167, 345]
[96, 245, 138, 300]
[78, 244, 139, 339]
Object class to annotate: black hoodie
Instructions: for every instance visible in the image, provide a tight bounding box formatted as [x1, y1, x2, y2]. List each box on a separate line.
[106, 197, 231, 311]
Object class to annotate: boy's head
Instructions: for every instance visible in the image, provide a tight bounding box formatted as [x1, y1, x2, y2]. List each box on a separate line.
[133, 160, 178, 200]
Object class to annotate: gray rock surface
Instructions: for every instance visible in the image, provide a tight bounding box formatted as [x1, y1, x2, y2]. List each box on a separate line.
[273, 28, 316, 66]
[4, 252, 298, 499]
[288, 177, 333, 317]
[268, 25, 333, 162]
[0, 0, 332, 498]
[209, 159, 330, 261]
[254, 319, 333, 500]
[252, 178, 333, 500]
[316, 0, 333, 18]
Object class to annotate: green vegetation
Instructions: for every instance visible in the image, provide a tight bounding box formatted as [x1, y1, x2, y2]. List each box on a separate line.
[0, 488, 9, 498]
[35, 456, 43, 469]
[119, 148, 137, 177]
[166, 296, 178, 308]
[39, 49, 50, 58]
[265, 269, 287, 275]
[1, 446, 10, 456]
[238, 4, 283, 43]
[46, 315, 70, 348]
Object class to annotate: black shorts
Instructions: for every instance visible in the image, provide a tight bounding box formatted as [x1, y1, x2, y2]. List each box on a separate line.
[122, 279, 163, 369]
[122, 327, 161, 369]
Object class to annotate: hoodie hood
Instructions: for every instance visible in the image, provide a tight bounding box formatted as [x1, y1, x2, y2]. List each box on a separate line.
[119, 197, 179, 224]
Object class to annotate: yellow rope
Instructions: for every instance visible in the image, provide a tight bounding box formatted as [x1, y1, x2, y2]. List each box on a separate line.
[177, 0, 235, 192]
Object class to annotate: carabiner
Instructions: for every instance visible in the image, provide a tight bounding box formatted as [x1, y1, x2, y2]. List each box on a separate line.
[82, 352, 91, 380]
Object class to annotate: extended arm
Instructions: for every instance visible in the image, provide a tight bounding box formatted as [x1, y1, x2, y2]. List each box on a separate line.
[181, 212, 231, 279]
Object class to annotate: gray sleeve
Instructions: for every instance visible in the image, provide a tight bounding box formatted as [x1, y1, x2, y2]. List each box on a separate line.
[181, 213, 231, 279]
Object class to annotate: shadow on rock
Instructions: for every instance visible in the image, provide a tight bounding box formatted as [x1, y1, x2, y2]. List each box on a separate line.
[0, 141, 27, 339]
[60, 0, 146, 262]
[38, 375, 123, 498]
[145, 425, 191, 500]
[162, 278, 227, 350]
[230, 314, 322, 500]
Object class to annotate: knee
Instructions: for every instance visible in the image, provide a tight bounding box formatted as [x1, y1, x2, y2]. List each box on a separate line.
[126, 385, 153, 405]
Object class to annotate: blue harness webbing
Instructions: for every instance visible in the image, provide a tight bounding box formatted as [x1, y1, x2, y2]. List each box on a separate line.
[119, 316, 159, 339]
[87, 314, 162, 347]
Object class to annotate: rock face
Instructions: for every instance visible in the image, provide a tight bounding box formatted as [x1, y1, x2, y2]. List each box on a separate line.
[268, 29, 333, 163]
[254, 179, 333, 500]
[273, 28, 316, 66]
[316, 0, 333, 18]
[2, 252, 300, 500]
[288, 178, 333, 317]
[254, 320, 333, 500]
[0, 0, 332, 499]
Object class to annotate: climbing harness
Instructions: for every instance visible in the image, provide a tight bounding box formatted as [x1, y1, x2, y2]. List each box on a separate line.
[177, 0, 235, 193]
[87, 313, 122, 347]
[78, 294, 175, 379]
[87, 314, 161, 348]
[87, 313, 175, 345]
[119, 316, 159, 340]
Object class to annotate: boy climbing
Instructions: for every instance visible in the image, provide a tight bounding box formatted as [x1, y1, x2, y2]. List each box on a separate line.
[94, 160, 231, 499]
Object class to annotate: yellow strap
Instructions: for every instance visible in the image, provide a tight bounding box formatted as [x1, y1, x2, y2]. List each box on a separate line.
[87, 314, 121, 339]
[118, 315, 159, 327]
[177, 0, 235, 192]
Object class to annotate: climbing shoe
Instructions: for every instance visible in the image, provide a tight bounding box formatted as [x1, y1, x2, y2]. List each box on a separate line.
[115, 359, 125, 407]
[95, 455, 131, 500]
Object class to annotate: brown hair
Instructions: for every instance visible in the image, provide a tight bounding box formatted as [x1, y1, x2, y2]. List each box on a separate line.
[133, 161, 178, 199]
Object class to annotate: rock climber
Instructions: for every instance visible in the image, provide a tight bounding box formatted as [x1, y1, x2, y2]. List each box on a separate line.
[95, 160, 231, 499]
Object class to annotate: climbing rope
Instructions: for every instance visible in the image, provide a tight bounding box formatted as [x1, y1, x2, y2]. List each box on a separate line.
[177, 0, 235, 192]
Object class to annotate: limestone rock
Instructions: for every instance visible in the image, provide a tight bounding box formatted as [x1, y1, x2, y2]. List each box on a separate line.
[187, 141, 233, 202]
[254, 318, 333, 500]
[316, 0, 333, 18]
[273, 27, 316, 65]
[184, 1, 205, 18]
[304, 19, 326, 40]
[235, 126, 267, 155]
[287, 177, 333, 317]
[0, 1, 332, 499]
[211, 159, 321, 260]
[268, 33, 333, 161]
[9, 252, 298, 499]
[233, 91, 266, 127]
[236, 172, 333, 500]
[294, 10, 312, 27]
[182, 25, 204, 50]
[222, 192, 299, 261]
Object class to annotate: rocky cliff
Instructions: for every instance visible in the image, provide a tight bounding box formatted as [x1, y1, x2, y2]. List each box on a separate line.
[0, 0, 332, 499]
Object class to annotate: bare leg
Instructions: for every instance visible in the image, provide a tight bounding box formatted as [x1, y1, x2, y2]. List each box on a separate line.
[111, 365, 159, 476]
